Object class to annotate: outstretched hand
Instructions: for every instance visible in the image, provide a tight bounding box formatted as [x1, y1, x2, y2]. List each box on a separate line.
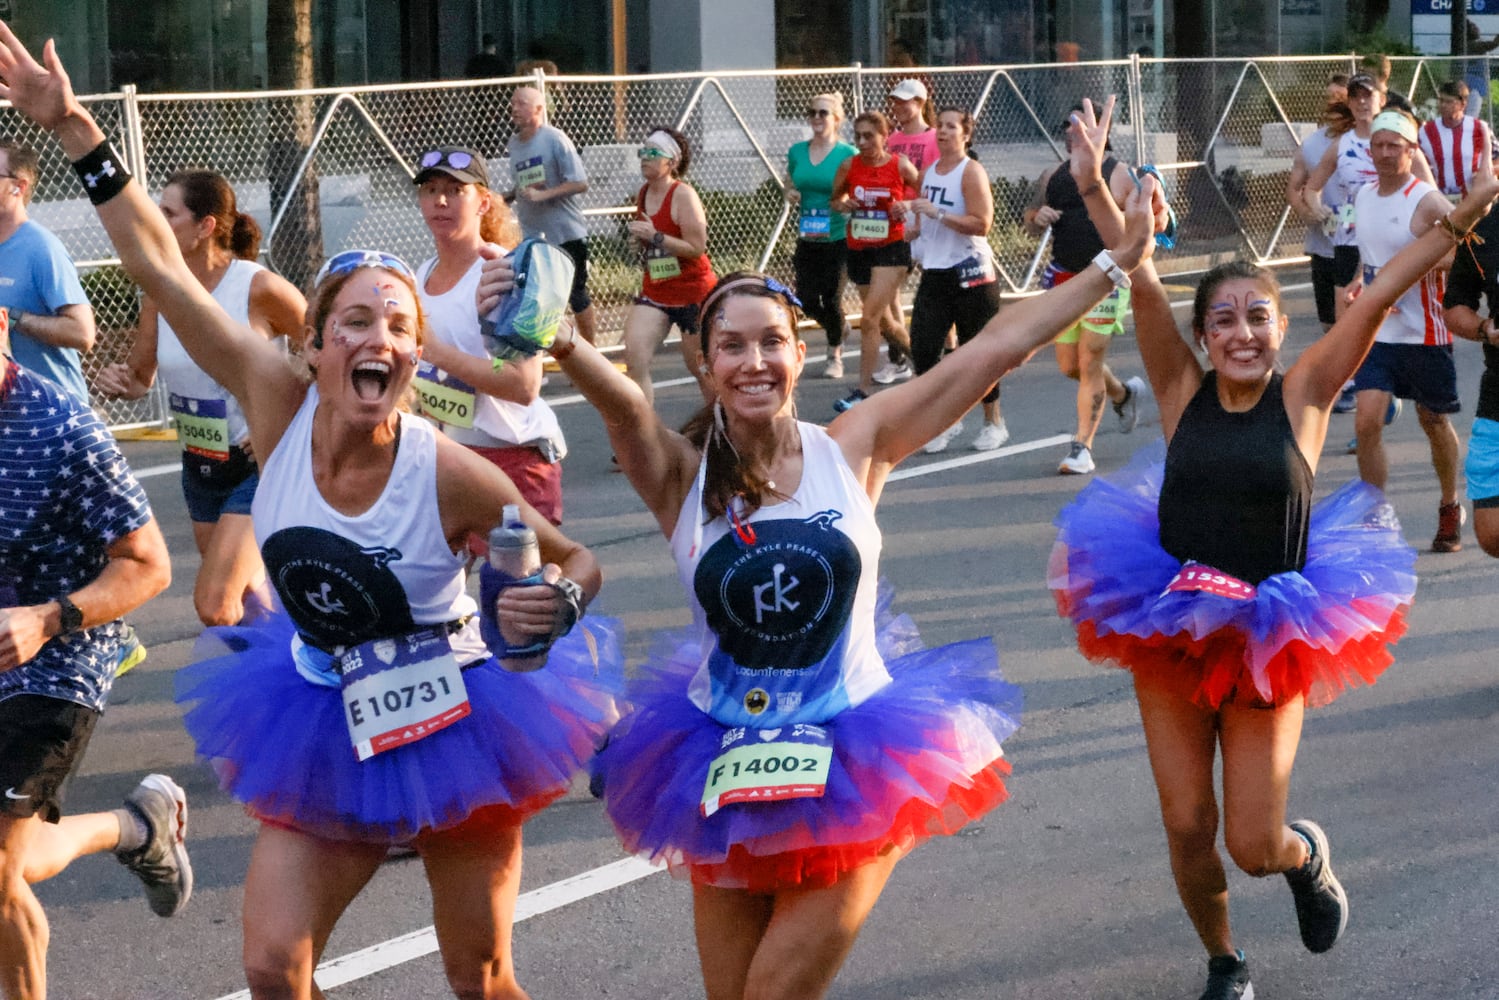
[1458, 145, 1499, 227]
[1115, 173, 1159, 272]
[0, 23, 78, 132]
[1068, 96, 1114, 186]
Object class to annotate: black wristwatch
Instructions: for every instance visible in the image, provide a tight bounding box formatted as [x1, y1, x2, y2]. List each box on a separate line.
[651, 231, 665, 248]
[56, 595, 84, 635]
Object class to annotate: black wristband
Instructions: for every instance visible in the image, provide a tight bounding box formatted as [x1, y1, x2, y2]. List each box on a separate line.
[72, 140, 132, 206]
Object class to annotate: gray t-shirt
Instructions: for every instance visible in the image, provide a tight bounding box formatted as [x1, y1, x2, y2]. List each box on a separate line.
[1300, 127, 1336, 259]
[507, 124, 589, 244]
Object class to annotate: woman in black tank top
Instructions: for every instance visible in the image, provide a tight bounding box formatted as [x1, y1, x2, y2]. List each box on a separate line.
[1051, 97, 1499, 1000]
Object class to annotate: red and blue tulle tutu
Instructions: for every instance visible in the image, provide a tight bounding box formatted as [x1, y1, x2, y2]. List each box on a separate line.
[1049, 442, 1416, 709]
[175, 610, 623, 843]
[593, 585, 1021, 892]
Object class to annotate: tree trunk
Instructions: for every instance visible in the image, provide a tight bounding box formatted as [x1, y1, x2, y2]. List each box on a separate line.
[265, 0, 324, 290]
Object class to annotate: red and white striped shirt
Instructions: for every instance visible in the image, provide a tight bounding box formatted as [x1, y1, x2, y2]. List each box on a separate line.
[1419, 116, 1491, 198]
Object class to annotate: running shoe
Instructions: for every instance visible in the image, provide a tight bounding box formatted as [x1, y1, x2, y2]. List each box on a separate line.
[1433, 501, 1466, 553]
[871, 358, 913, 384]
[1115, 376, 1149, 434]
[971, 419, 1011, 452]
[1333, 384, 1357, 413]
[1199, 951, 1254, 1000]
[1385, 396, 1402, 424]
[833, 389, 868, 413]
[1344, 435, 1358, 455]
[114, 624, 147, 678]
[922, 418, 965, 454]
[1284, 819, 1348, 954]
[1058, 440, 1095, 475]
[117, 774, 193, 918]
[822, 354, 844, 380]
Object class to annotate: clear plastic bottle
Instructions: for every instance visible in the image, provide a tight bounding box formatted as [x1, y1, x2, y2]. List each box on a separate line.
[481, 503, 546, 671]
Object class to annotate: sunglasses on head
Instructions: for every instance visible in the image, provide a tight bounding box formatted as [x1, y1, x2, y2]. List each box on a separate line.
[806, 108, 832, 118]
[637, 146, 672, 160]
[313, 249, 417, 288]
[419, 149, 475, 171]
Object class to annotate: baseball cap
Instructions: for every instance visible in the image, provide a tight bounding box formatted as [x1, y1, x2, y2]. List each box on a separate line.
[1346, 73, 1379, 96]
[889, 79, 928, 102]
[413, 146, 490, 187]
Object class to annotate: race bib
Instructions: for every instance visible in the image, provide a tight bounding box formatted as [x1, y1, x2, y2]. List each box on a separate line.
[515, 156, 546, 190]
[338, 626, 471, 762]
[700, 722, 833, 817]
[646, 249, 682, 281]
[170, 393, 231, 461]
[850, 210, 890, 241]
[413, 361, 477, 429]
[1335, 202, 1357, 229]
[957, 253, 996, 288]
[798, 208, 831, 238]
[1163, 562, 1258, 601]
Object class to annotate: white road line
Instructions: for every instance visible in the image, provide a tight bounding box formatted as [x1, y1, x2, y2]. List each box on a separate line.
[210, 857, 660, 999]
[886, 433, 1074, 481]
[131, 463, 185, 479]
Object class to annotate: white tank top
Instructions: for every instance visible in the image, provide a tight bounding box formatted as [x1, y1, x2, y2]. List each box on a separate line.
[668, 422, 892, 728]
[913, 158, 995, 271]
[158, 258, 258, 448]
[252, 387, 485, 662]
[1330, 130, 1377, 248]
[1354, 176, 1450, 347]
[414, 253, 566, 457]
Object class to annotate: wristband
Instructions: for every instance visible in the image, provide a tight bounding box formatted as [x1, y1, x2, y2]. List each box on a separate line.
[549, 321, 579, 361]
[72, 140, 132, 206]
[1091, 249, 1132, 289]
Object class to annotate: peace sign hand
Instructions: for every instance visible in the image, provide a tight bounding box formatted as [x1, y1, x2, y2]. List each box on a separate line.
[1068, 96, 1115, 189]
[0, 22, 81, 134]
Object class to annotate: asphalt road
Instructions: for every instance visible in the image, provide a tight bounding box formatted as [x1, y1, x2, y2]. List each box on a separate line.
[36, 274, 1499, 1000]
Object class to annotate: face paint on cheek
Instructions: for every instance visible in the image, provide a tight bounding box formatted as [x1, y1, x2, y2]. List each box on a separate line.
[329, 322, 356, 350]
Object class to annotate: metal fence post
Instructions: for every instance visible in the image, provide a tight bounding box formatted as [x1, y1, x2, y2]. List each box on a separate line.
[1128, 53, 1146, 167]
[852, 62, 864, 117]
[534, 67, 548, 125]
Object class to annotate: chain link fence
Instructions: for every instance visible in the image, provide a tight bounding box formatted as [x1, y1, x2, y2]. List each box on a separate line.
[17, 55, 1492, 428]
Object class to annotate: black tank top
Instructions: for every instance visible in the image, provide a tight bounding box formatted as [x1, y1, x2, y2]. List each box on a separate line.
[1158, 373, 1313, 584]
[1045, 156, 1119, 272]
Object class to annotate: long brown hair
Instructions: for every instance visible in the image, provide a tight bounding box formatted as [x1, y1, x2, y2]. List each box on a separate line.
[681, 272, 805, 521]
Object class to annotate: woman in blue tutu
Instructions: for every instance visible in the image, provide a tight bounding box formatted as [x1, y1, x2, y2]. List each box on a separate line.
[1050, 97, 1499, 1000]
[476, 174, 1159, 995]
[0, 32, 620, 1000]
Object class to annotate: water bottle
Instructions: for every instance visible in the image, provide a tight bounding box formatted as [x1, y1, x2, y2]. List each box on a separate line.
[480, 503, 546, 671]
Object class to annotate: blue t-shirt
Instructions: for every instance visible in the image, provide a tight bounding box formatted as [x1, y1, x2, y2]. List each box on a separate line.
[0, 221, 91, 401]
[0, 361, 153, 711]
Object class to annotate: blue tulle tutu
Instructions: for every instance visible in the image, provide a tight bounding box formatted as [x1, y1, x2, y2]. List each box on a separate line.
[1050, 442, 1416, 708]
[176, 611, 622, 843]
[594, 584, 1021, 892]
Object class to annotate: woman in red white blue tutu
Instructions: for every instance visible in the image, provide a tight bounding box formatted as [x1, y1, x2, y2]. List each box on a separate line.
[477, 166, 1161, 997]
[0, 31, 622, 999]
[1049, 97, 1499, 1000]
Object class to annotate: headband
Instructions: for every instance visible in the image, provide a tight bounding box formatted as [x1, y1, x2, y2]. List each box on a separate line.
[697, 275, 803, 330]
[644, 130, 682, 160]
[1370, 110, 1417, 144]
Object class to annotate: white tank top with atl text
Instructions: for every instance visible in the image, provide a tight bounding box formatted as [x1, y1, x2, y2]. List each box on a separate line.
[913, 158, 995, 271]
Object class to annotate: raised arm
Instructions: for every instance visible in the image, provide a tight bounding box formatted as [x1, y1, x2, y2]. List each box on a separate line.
[0, 27, 305, 445]
[475, 246, 698, 535]
[1286, 171, 1499, 415]
[831, 176, 1157, 496]
[1070, 97, 1201, 438]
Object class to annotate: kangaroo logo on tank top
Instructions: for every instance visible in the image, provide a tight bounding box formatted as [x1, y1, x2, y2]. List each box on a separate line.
[261, 526, 413, 648]
[694, 509, 859, 669]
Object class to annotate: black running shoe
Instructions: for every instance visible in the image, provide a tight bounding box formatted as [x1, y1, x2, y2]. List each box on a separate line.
[1284, 819, 1348, 953]
[1199, 952, 1254, 1000]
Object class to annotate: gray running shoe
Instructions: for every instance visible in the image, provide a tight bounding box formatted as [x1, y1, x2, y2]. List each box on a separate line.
[1114, 376, 1148, 434]
[117, 774, 193, 918]
[1284, 819, 1348, 953]
[1199, 952, 1254, 1000]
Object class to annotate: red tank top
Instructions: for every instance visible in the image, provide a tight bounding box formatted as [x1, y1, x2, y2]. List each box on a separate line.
[637, 181, 716, 306]
[843, 155, 905, 250]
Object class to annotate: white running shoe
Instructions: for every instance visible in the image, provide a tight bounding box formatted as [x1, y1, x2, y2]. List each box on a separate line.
[971, 420, 1010, 451]
[872, 358, 913, 384]
[822, 354, 844, 379]
[922, 418, 965, 454]
[1115, 376, 1149, 434]
[1058, 440, 1095, 475]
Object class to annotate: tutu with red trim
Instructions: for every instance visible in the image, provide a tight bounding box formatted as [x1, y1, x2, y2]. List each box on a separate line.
[593, 585, 1020, 892]
[1049, 442, 1416, 708]
[175, 610, 623, 843]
